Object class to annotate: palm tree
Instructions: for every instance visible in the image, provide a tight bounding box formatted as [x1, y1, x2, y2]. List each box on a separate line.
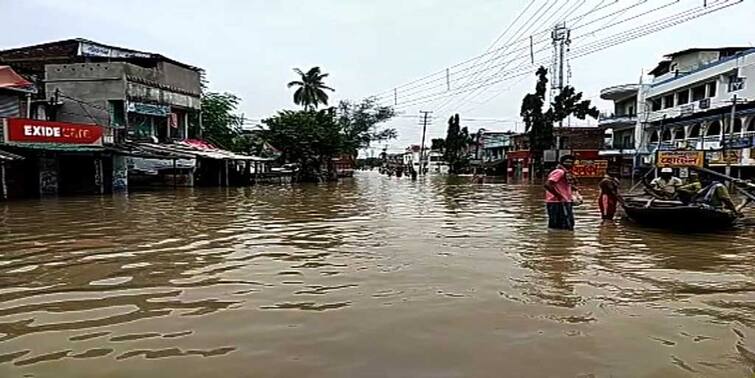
[287, 67, 335, 111]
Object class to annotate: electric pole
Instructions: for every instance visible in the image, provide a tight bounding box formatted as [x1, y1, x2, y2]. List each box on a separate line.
[419, 111, 432, 176]
[551, 23, 571, 158]
[725, 94, 739, 180]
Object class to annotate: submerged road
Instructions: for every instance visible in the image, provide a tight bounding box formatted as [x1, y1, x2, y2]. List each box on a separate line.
[0, 172, 753, 377]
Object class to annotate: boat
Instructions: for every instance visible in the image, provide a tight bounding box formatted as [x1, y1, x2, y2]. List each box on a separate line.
[622, 197, 738, 230]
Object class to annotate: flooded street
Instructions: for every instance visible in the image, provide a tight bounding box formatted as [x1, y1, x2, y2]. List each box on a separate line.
[1, 171, 754, 377]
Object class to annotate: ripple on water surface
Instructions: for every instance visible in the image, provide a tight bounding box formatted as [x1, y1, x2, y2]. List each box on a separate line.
[0, 173, 753, 377]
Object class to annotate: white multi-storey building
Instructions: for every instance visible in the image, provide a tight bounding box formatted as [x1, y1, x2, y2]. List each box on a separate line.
[600, 47, 755, 178]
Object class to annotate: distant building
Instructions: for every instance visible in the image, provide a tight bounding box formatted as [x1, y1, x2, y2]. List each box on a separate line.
[598, 83, 641, 177]
[0, 38, 264, 198]
[641, 47, 755, 176]
[597, 46, 755, 178]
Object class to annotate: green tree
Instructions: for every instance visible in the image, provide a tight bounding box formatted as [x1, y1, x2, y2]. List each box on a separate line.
[336, 98, 396, 156]
[263, 98, 396, 182]
[443, 114, 471, 174]
[520, 66, 598, 177]
[200, 92, 244, 150]
[431, 138, 446, 152]
[287, 67, 335, 111]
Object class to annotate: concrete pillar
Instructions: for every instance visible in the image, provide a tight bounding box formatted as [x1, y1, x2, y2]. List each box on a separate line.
[224, 161, 230, 187]
[1, 161, 7, 200]
[112, 155, 128, 192]
[94, 156, 104, 194]
[39, 154, 59, 196]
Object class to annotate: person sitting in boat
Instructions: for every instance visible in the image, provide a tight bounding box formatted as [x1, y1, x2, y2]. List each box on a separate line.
[648, 167, 683, 199]
[676, 171, 702, 204]
[694, 176, 742, 216]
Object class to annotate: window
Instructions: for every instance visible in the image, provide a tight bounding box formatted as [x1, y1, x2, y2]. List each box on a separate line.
[627, 105, 634, 116]
[651, 98, 662, 111]
[707, 81, 717, 98]
[688, 124, 701, 138]
[650, 132, 660, 143]
[691, 85, 706, 101]
[728, 74, 745, 92]
[677, 90, 689, 105]
[663, 94, 675, 109]
[673, 128, 685, 141]
[706, 121, 721, 137]
[732, 119, 743, 133]
[662, 129, 672, 141]
[108, 100, 125, 126]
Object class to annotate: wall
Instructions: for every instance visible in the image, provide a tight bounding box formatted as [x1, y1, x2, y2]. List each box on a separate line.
[45, 63, 126, 126]
[157, 62, 202, 95]
[556, 128, 604, 150]
[645, 50, 755, 123]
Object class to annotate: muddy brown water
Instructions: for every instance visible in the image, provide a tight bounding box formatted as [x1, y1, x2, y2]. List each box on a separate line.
[0, 172, 753, 377]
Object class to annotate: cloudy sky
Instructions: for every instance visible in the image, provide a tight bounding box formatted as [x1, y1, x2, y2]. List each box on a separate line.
[3, 0, 753, 154]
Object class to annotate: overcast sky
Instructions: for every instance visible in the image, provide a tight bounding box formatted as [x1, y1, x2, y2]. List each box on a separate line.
[3, 0, 753, 154]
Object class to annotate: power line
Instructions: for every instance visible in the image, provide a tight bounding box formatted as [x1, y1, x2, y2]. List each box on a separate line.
[384, 0, 735, 111]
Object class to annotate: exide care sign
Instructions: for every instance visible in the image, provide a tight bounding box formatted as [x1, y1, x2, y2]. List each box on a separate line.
[3, 118, 103, 146]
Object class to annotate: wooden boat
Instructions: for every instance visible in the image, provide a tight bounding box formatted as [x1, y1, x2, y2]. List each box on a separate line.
[622, 198, 738, 230]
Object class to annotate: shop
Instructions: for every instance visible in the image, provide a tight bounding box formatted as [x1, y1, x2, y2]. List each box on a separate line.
[0, 117, 116, 197]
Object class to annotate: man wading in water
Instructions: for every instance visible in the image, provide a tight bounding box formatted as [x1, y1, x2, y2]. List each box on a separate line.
[544, 155, 577, 230]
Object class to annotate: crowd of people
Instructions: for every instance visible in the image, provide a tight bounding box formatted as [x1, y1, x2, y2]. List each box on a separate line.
[543, 155, 747, 231]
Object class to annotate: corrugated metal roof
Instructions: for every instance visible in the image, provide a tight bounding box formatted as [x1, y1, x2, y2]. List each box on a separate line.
[0, 148, 24, 161]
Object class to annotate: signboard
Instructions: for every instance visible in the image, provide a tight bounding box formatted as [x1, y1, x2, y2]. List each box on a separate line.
[572, 160, 608, 178]
[723, 136, 753, 150]
[79, 42, 151, 59]
[127, 102, 170, 117]
[708, 150, 741, 165]
[3, 118, 103, 146]
[657, 150, 704, 168]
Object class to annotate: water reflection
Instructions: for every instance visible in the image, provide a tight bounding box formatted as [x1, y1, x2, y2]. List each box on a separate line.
[0, 172, 753, 377]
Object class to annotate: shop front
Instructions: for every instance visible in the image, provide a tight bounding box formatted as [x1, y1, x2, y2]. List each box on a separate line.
[0, 117, 115, 197]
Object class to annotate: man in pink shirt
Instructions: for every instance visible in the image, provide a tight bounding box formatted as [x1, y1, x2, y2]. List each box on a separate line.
[544, 155, 576, 230]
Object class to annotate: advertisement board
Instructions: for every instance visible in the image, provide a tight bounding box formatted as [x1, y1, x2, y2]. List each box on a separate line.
[3, 118, 103, 146]
[572, 160, 608, 178]
[657, 150, 704, 168]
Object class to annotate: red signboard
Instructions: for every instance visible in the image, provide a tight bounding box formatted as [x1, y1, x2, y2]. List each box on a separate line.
[572, 160, 608, 178]
[3, 118, 103, 146]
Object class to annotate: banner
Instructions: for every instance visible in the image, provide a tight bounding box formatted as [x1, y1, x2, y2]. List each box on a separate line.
[3, 118, 103, 146]
[572, 160, 608, 178]
[657, 150, 704, 168]
[708, 150, 741, 165]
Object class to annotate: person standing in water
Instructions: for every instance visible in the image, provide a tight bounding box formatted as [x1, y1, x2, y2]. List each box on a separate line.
[544, 155, 577, 230]
[598, 173, 622, 221]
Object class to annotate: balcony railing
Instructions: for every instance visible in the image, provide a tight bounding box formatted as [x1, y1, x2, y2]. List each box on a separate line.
[598, 113, 637, 127]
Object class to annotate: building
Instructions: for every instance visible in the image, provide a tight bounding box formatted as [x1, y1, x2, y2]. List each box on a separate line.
[0, 38, 263, 197]
[640, 47, 755, 177]
[506, 128, 604, 179]
[598, 83, 641, 177]
[472, 130, 514, 176]
[402, 145, 449, 175]
[0, 66, 34, 199]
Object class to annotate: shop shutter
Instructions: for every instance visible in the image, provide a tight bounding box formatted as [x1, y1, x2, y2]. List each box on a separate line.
[0, 94, 20, 117]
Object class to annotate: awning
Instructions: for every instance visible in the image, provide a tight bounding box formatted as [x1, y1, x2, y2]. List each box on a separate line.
[0, 148, 24, 161]
[151, 141, 272, 161]
[1, 142, 104, 153]
[0, 66, 33, 90]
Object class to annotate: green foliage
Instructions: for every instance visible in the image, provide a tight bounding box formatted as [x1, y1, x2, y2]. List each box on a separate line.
[263, 98, 396, 182]
[443, 114, 471, 174]
[198, 92, 244, 150]
[336, 98, 396, 156]
[287, 67, 335, 111]
[520, 66, 599, 177]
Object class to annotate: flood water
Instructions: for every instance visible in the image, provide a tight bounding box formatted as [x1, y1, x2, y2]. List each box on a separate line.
[0, 171, 753, 377]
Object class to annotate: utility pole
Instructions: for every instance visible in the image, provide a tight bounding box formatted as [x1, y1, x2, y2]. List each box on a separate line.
[725, 94, 738, 180]
[418, 111, 432, 176]
[551, 23, 571, 159]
